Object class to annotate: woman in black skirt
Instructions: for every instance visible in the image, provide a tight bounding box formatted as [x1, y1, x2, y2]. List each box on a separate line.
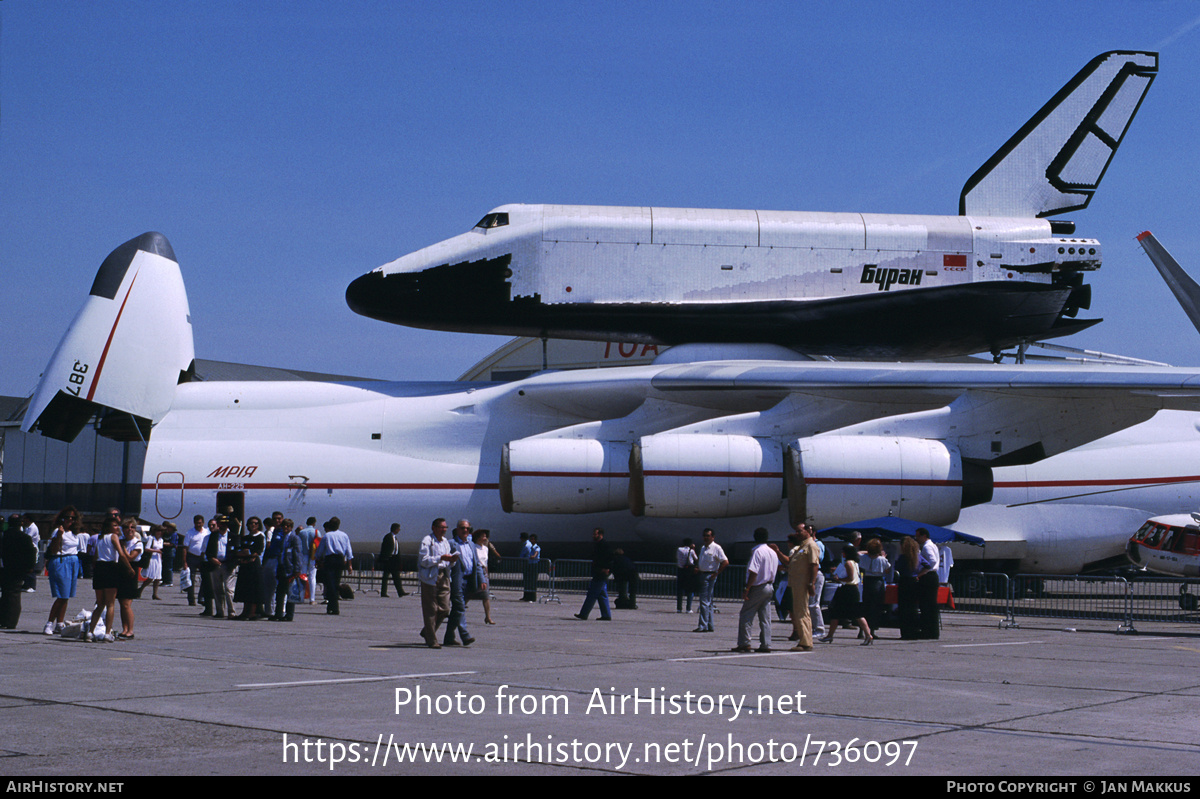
[115, 518, 143, 640]
[819, 544, 874, 645]
[234, 517, 266, 620]
[87, 517, 128, 642]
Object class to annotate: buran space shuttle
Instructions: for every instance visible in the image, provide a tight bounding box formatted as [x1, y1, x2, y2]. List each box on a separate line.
[348, 52, 1157, 359]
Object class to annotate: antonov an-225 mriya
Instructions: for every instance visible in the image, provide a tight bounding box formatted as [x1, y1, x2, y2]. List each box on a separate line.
[19, 226, 1200, 574]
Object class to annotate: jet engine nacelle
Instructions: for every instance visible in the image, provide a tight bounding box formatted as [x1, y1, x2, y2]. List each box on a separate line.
[629, 434, 784, 518]
[786, 436, 992, 527]
[500, 438, 630, 514]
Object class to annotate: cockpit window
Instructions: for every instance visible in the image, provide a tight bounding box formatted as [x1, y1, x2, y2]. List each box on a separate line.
[474, 212, 510, 230]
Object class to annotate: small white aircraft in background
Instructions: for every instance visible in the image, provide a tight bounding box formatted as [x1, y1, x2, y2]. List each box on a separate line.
[18, 228, 1200, 574]
[348, 52, 1157, 360]
[1127, 514, 1200, 579]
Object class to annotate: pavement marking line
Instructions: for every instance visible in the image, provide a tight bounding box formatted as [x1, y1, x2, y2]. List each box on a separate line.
[669, 651, 808, 662]
[941, 641, 1044, 648]
[236, 670, 476, 688]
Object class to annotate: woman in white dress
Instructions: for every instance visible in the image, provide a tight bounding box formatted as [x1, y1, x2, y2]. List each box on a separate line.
[137, 526, 164, 600]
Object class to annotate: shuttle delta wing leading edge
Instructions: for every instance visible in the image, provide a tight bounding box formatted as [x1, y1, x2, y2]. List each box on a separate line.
[21, 233, 195, 443]
[347, 52, 1156, 360]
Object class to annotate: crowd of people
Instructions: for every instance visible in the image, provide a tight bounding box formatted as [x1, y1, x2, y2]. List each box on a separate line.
[0, 506, 349, 638]
[1, 506, 954, 652]
[673, 522, 952, 653]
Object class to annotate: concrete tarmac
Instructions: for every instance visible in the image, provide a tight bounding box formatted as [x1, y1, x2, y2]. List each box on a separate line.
[2, 582, 1198, 776]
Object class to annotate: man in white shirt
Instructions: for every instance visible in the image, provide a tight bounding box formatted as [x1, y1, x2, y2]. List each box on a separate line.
[184, 515, 209, 608]
[21, 515, 40, 593]
[417, 518, 457, 649]
[733, 528, 781, 653]
[915, 528, 941, 640]
[693, 528, 728, 633]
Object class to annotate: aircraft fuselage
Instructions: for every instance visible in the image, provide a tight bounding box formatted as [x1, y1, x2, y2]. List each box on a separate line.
[140, 373, 1200, 575]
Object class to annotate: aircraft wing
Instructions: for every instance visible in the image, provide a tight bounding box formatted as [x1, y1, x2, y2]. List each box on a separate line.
[647, 359, 1200, 394]
[499, 355, 1200, 522]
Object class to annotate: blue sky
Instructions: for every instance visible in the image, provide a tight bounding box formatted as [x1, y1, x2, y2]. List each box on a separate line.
[5, 1, 1200, 397]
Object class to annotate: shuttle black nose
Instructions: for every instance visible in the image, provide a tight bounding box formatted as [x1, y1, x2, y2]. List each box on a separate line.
[345, 270, 396, 321]
[346, 267, 438, 326]
[345, 254, 515, 329]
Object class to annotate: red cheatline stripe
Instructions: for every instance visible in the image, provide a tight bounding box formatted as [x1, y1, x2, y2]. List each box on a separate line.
[643, 471, 784, 478]
[144, 482, 500, 491]
[804, 478, 962, 487]
[87, 268, 140, 402]
[510, 471, 630, 478]
[143, 475, 1200, 492]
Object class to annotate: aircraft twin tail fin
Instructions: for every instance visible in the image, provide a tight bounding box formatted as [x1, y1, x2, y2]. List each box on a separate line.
[21, 232, 195, 443]
[960, 50, 1158, 218]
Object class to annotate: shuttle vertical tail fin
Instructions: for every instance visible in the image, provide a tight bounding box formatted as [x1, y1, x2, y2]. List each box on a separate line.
[21, 232, 195, 443]
[959, 51, 1157, 218]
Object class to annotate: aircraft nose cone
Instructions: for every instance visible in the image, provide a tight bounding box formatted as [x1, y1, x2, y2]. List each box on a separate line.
[345, 270, 398, 320]
[1126, 540, 1141, 564]
[345, 266, 460, 327]
[345, 253, 515, 330]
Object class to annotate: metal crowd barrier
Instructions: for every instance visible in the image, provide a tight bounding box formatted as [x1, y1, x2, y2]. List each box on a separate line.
[547, 559, 749, 605]
[340, 554, 564, 603]
[342, 554, 751, 606]
[338, 556, 1200, 633]
[950, 572, 1200, 633]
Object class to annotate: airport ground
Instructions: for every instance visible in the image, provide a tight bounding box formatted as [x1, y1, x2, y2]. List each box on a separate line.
[1, 578, 1198, 777]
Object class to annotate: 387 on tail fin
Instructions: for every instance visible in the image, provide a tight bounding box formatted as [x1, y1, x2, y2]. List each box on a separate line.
[21, 232, 195, 443]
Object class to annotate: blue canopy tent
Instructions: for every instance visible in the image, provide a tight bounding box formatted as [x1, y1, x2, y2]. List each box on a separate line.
[816, 517, 984, 547]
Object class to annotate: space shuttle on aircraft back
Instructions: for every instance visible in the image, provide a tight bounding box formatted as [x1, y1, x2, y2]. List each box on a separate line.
[348, 51, 1157, 359]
